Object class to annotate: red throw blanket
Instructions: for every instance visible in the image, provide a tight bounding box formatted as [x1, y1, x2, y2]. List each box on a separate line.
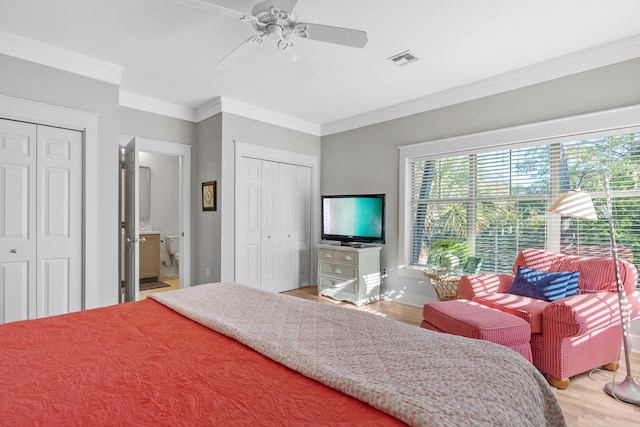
[0, 299, 404, 425]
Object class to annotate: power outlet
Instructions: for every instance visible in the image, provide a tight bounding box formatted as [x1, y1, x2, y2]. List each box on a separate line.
[382, 267, 387, 275]
[205, 268, 210, 278]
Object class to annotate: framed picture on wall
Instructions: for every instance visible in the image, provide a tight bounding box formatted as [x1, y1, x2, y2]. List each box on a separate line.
[202, 181, 216, 211]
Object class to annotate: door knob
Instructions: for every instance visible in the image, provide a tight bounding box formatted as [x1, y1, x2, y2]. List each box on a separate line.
[9, 249, 17, 253]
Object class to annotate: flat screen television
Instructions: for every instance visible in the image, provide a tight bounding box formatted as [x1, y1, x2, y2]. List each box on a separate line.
[321, 194, 385, 246]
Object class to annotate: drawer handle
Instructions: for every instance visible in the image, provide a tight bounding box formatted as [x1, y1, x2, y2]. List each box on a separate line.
[344, 255, 352, 261]
[325, 253, 332, 258]
[334, 268, 341, 274]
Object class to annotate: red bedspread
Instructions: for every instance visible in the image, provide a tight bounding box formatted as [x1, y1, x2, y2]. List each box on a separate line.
[0, 299, 405, 426]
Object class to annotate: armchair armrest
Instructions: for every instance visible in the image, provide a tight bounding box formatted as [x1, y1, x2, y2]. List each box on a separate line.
[458, 274, 514, 300]
[543, 292, 620, 337]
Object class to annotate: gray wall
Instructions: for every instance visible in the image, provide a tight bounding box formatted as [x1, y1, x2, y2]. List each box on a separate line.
[120, 106, 197, 145]
[194, 113, 223, 285]
[321, 57, 640, 306]
[0, 54, 120, 306]
[218, 112, 321, 282]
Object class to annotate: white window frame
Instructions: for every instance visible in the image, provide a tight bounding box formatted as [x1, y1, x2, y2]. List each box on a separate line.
[398, 104, 640, 276]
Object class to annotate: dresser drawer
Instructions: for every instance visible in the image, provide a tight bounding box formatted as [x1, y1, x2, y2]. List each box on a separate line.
[336, 251, 358, 265]
[319, 262, 357, 278]
[318, 276, 356, 296]
[319, 249, 337, 262]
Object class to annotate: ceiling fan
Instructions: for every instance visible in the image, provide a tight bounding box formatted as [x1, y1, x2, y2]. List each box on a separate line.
[176, 0, 368, 77]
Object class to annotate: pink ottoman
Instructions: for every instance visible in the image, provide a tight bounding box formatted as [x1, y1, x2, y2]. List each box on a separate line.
[421, 299, 532, 362]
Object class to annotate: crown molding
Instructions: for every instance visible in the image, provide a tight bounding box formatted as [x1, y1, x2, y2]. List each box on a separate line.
[321, 34, 640, 136]
[0, 30, 123, 85]
[5, 28, 637, 138]
[120, 91, 197, 122]
[194, 98, 223, 122]
[196, 96, 322, 136]
[120, 93, 322, 135]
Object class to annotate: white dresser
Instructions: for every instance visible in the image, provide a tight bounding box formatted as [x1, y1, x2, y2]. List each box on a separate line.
[317, 244, 382, 306]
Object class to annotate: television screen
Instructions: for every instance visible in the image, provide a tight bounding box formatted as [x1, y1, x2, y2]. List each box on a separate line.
[321, 194, 385, 245]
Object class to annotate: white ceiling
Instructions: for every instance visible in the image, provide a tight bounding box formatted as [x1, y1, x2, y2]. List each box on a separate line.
[1, 0, 640, 135]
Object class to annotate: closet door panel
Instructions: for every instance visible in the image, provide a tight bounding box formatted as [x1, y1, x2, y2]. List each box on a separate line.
[277, 163, 296, 292]
[260, 160, 278, 291]
[296, 166, 312, 287]
[236, 154, 312, 293]
[235, 157, 262, 288]
[37, 125, 82, 316]
[0, 119, 36, 321]
[0, 262, 29, 323]
[41, 258, 70, 317]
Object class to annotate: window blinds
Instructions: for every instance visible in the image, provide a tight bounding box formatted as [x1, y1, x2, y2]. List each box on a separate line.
[409, 132, 640, 277]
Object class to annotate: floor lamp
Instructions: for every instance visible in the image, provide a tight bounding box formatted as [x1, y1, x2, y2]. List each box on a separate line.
[549, 171, 640, 405]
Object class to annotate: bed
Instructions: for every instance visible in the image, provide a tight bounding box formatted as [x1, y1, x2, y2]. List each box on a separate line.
[0, 282, 566, 426]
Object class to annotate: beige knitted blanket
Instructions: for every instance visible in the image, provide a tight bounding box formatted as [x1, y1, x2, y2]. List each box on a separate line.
[151, 282, 565, 426]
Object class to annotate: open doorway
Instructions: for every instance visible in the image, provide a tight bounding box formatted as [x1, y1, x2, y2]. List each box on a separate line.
[118, 135, 191, 303]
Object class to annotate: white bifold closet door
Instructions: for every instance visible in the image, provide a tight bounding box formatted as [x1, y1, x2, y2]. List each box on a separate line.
[0, 118, 82, 324]
[236, 157, 311, 292]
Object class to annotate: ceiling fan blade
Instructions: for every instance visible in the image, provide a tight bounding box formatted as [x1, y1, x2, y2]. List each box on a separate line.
[294, 23, 368, 48]
[215, 35, 264, 70]
[279, 43, 314, 78]
[175, 0, 252, 19]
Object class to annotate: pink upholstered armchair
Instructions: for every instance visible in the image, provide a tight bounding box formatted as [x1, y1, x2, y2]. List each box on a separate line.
[458, 249, 640, 388]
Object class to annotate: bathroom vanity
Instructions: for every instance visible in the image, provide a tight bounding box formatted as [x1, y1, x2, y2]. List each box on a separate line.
[139, 233, 160, 281]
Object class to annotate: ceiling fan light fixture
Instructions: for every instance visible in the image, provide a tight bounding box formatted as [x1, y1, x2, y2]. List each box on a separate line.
[266, 23, 284, 40]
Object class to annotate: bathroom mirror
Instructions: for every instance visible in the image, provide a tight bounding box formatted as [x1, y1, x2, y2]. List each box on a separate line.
[139, 166, 150, 221]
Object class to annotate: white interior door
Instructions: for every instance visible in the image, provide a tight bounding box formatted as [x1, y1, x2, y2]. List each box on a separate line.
[0, 118, 82, 323]
[36, 125, 83, 317]
[235, 157, 311, 293]
[262, 162, 296, 293]
[0, 119, 36, 323]
[235, 156, 261, 288]
[296, 165, 312, 287]
[123, 137, 140, 302]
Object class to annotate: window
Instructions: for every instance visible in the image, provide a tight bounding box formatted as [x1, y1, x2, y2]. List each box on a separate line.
[400, 108, 640, 281]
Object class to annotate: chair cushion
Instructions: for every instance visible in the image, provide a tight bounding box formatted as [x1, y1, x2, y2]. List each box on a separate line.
[473, 293, 549, 333]
[514, 248, 638, 294]
[422, 300, 531, 346]
[507, 266, 579, 301]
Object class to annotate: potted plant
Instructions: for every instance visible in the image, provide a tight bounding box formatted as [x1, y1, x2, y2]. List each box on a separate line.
[427, 238, 470, 272]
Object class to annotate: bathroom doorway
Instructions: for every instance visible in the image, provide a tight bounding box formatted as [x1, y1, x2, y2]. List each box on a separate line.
[119, 136, 191, 303]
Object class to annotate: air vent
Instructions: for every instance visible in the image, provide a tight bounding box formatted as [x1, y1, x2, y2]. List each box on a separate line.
[388, 50, 418, 66]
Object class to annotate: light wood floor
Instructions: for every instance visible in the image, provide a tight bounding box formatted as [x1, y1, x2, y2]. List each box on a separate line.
[282, 286, 640, 427]
[138, 276, 180, 300]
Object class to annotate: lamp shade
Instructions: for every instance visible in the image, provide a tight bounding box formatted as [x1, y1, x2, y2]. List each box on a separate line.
[549, 190, 598, 221]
